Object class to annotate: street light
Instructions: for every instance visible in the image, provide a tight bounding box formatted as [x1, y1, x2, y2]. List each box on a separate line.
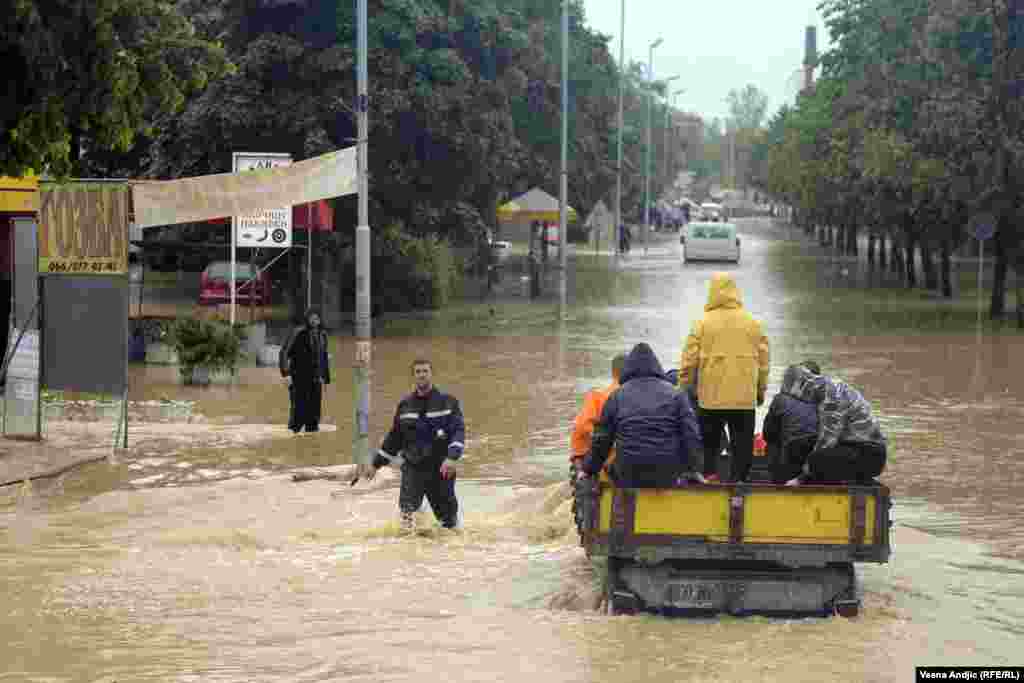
[614, 0, 625, 256]
[664, 87, 685, 199]
[644, 37, 663, 255]
[559, 0, 568, 311]
[653, 75, 679, 213]
[354, 0, 371, 471]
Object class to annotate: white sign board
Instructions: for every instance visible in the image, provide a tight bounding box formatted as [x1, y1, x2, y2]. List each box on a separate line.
[232, 153, 293, 248]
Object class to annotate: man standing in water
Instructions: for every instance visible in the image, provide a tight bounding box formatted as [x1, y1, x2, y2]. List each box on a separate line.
[678, 272, 770, 483]
[364, 359, 465, 530]
[279, 308, 331, 433]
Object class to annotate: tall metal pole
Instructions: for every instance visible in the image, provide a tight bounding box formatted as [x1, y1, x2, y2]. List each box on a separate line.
[307, 204, 313, 310]
[559, 0, 568, 312]
[658, 79, 680, 204]
[354, 0, 371, 469]
[230, 217, 237, 326]
[644, 38, 662, 256]
[614, 0, 625, 257]
[664, 88, 682, 191]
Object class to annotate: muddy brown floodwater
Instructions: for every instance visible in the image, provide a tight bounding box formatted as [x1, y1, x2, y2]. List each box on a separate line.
[2, 218, 1023, 681]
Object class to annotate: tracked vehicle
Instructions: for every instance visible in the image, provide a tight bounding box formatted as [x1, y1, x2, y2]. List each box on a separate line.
[573, 462, 892, 617]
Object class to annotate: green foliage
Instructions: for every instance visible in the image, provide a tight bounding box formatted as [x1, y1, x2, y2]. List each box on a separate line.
[725, 85, 769, 131]
[0, 0, 231, 178]
[166, 318, 244, 379]
[764, 0, 1024, 317]
[370, 222, 461, 311]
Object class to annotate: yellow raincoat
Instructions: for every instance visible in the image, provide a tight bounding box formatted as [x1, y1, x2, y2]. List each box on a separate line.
[677, 273, 769, 410]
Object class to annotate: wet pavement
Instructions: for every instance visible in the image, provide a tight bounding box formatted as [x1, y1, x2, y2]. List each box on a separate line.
[2, 217, 1023, 681]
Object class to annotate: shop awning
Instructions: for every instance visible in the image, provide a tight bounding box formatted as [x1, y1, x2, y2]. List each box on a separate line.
[131, 147, 356, 228]
[497, 187, 577, 223]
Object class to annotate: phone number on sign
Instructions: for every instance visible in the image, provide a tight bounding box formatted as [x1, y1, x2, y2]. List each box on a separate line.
[45, 261, 121, 273]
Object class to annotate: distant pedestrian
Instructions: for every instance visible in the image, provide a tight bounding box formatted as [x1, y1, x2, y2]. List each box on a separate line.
[364, 359, 465, 530]
[279, 308, 331, 433]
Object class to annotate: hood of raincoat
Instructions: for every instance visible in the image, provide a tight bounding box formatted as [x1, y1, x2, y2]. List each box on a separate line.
[704, 272, 742, 312]
[621, 343, 666, 384]
[780, 364, 824, 402]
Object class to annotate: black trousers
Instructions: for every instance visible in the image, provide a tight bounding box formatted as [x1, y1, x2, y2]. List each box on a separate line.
[288, 378, 322, 432]
[699, 408, 755, 481]
[768, 436, 816, 484]
[807, 442, 886, 483]
[399, 463, 458, 528]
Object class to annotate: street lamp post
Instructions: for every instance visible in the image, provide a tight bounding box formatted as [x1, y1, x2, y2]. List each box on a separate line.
[559, 0, 568, 311]
[614, 0, 625, 256]
[653, 75, 679, 209]
[354, 0, 371, 471]
[644, 38, 663, 255]
[664, 87, 685, 199]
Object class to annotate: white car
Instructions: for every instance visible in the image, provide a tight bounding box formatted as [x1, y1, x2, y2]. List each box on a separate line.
[489, 239, 512, 265]
[700, 202, 726, 222]
[681, 221, 740, 263]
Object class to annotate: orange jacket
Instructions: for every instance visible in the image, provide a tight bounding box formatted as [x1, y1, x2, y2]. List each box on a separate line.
[570, 382, 619, 461]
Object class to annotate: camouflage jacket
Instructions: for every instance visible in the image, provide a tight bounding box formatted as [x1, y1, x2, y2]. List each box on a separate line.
[783, 365, 887, 452]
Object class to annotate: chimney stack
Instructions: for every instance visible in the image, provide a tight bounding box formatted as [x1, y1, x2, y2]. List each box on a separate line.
[803, 26, 818, 91]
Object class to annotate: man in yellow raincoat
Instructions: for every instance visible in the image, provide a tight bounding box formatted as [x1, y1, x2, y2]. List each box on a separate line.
[678, 272, 770, 483]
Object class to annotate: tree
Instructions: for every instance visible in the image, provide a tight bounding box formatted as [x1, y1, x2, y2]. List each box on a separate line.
[0, 0, 230, 178]
[725, 84, 769, 131]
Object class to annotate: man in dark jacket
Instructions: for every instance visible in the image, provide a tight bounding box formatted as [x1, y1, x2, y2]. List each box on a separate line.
[782, 364, 888, 485]
[762, 362, 821, 483]
[365, 359, 465, 529]
[279, 308, 331, 433]
[582, 343, 703, 488]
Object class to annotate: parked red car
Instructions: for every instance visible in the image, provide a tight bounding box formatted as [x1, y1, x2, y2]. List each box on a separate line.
[198, 261, 271, 306]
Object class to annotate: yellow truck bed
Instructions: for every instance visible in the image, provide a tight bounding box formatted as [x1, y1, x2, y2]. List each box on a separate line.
[573, 478, 893, 616]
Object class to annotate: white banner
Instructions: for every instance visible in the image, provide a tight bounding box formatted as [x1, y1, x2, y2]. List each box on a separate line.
[131, 147, 357, 229]
[233, 153, 292, 248]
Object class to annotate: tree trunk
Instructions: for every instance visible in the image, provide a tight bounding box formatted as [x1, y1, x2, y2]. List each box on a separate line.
[845, 222, 858, 257]
[905, 236, 917, 288]
[879, 234, 888, 270]
[941, 240, 953, 298]
[922, 239, 939, 291]
[990, 224, 1008, 319]
[867, 233, 877, 267]
[1016, 256, 1023, 329]
[890, 235, 902, 276]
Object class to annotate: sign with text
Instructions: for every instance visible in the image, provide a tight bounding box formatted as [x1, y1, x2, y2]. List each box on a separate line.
[38, 183, 130, 275]
[232, 153, 293, 248]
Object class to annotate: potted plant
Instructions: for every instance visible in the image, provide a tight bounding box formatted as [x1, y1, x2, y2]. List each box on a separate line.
[166, 318, 244, 385]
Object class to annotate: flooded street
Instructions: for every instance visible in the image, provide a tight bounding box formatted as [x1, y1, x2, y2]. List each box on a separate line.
[2, 217, 1023, 681]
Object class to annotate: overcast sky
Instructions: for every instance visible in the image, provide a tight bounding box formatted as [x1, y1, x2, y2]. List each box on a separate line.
[580, 0, 830, 123]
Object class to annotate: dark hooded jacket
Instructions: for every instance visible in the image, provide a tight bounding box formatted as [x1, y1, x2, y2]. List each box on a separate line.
[583, 344, 703, 486]
[783, 365, 887, 452]
[762, 365, 819, 449]
[279, 316, 330, 384]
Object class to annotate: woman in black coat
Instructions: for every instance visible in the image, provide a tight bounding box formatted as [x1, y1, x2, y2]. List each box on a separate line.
[279, 308, 331, 433]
